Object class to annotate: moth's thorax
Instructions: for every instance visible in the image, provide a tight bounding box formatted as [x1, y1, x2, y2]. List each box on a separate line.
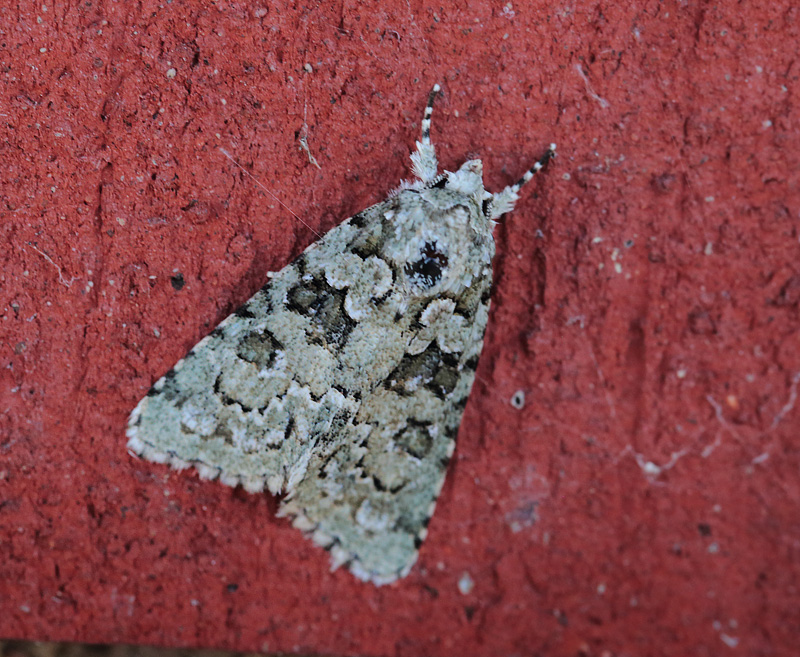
[381, 160, 495, 299]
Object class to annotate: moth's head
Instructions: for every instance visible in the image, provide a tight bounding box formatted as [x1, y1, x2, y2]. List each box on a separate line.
[443, 159, 484, 197]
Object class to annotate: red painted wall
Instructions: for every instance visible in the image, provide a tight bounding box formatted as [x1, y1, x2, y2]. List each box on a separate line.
[2, 1, 798, 656]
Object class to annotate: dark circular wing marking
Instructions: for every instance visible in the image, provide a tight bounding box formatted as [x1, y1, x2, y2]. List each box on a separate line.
[286, 276, 356, 348]
[234, 305, 257, 319]
[385, 344, 444, 395]
[213, 373, 253, 412]
[393, 420, 435, 459]
[236, 327, 280, 369]
[349, 211, 395, 259]
[386, 342, 463, 400]
[428, 356, 460, 399]
[349, 211, 367, 228]
[405, 241, 448, 289]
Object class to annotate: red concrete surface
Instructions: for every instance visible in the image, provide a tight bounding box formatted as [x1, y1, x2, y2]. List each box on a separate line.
[2, 1, 798, 656]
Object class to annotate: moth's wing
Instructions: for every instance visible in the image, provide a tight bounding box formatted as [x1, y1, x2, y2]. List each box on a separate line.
[127, 188, 493, 584]
[126, 202, 393, 495]
[278, 269, 493, 585]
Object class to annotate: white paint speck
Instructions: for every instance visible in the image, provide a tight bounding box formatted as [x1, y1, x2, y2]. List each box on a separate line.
[458, 572, 474, 595]
[166, 68, 177, 78]
[642, 461, 661, 476]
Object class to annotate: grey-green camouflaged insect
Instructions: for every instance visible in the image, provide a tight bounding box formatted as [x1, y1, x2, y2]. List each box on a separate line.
[127, 85, 555, 585]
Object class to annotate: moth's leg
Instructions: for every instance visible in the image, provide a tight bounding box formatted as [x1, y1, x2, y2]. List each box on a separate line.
[489, 143, 557, 220]
[410, 84, 441, 183]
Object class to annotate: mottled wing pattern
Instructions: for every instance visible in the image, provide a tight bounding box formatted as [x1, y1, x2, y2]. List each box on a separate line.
[127, 84, 555, 585]
[125, 198, 387, 489]
[127, 189, 492, 583]
[279, 214, 492, 582]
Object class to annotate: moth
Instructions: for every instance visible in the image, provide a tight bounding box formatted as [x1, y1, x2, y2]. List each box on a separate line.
[127, 85, 555, 585]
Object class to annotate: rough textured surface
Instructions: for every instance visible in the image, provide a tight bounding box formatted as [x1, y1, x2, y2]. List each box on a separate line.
[0, 641, 262, 657]
[0, 641, 263, 657]
[1, 1, 798, 656]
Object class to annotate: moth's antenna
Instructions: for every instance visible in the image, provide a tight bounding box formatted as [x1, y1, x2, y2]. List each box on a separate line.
[219, 148, 322, 239]
[410, 83, 441, 183]
[509, 143, 557, 193]
[420, 83, 441, 146]
[488, 143, 557, 220]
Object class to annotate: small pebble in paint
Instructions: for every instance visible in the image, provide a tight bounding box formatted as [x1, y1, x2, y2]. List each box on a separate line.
[458, 572, 475, 595]
[510, 390, 525, 409]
